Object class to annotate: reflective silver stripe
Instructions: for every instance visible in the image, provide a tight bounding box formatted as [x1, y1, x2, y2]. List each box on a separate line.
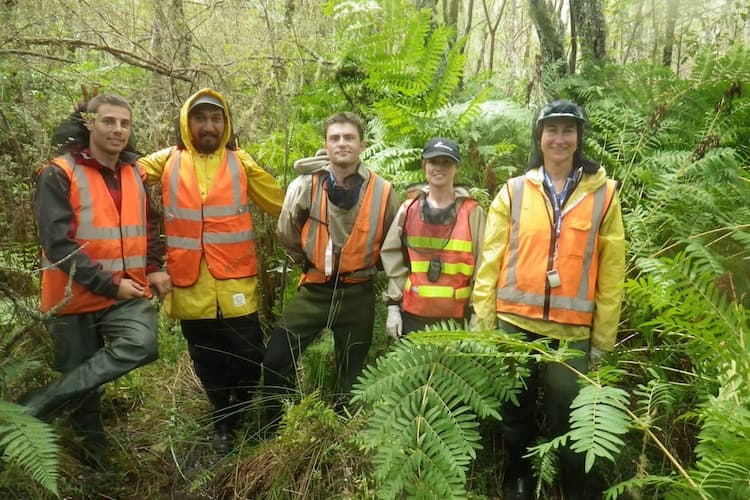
[360, 175, 387, 268]
[497, 176, 605, 314]
[576, 183, 609, 302]
[502, 177, 525, 290]
[166, 235, 202, 250]
[97, 256, 146, 270]
[43, 254, 145, 272]
[166, 150, 183, 218]
[170, 206, 202, 221]
[497, 288, 594, 312]
[204, 230, 254, 244]
[304, 174, 325, 257]
[75, 225, 146, 239]
[204, 204, 250, 217]
[226, 152, 243, 208]
[62, 154, 146, 241]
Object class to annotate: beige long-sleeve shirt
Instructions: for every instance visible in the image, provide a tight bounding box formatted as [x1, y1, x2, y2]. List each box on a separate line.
[277, 162, 401, 269]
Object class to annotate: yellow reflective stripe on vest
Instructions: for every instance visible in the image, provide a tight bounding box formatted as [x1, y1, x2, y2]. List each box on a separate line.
[405, 278, 472, 299]
[406, 236, 472, 252]
[410, 260, 474, 276]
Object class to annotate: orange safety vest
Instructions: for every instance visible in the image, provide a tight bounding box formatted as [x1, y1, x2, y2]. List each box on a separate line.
[299, 170, 390, 285]
[496, 175, 616, 326]
[402, 197, 477, 318]
[162, 149, 257, 287]
[40, 154, 149, 314]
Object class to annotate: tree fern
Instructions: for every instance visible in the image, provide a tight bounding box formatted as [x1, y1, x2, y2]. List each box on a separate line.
[0, 401, 59, 496]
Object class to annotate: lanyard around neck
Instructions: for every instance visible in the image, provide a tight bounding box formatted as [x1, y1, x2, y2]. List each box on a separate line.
[543, 167, 580, 261]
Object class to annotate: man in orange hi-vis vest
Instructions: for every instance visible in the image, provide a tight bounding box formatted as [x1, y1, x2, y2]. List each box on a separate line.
[380, 137, 486, 337]
[22, 92, 167, 469]
[473, 99, 625, 500]
[138, 89, 284, 455]
[263, 112, 400, 429]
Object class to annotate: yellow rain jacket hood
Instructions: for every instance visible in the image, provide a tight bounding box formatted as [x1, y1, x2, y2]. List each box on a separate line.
[178, 88, 232, 154]
[137, 88, 286, 320]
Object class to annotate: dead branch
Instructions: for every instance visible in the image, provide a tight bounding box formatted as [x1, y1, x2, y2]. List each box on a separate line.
[10, 37, 194, 81]
[0, 49, 74, 64]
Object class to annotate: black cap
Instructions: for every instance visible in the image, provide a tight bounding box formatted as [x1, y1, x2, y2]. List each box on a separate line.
[536, 99, 586, 126]
[422, 137, 461, 163]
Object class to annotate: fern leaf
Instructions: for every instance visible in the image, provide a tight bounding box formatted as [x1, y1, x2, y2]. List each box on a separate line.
[353, 337, 525, 498]
[0, 401, 59, 495]
[567, 385, 630, 472]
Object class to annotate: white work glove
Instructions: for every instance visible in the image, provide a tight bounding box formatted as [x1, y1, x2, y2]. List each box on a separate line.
[386, 305, 403, 341]
[468, 314, 478, 332]
[589, 346, 607, 367]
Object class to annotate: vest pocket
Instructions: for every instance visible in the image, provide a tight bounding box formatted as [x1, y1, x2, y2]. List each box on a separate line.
[563, 220, 591, 257]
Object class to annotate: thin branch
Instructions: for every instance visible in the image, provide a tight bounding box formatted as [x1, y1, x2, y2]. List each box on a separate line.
[10, 37, 193, 81]
[0, 49, 74, 64]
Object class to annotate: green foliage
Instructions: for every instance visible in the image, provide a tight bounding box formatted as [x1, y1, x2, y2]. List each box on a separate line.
[217, 393, 374, 499]
[568, 385, 631, 472]
[0, 401, 59, 496]
[352, 333, 527, 498]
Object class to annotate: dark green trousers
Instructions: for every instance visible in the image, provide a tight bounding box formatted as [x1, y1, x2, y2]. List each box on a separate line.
[499, 320, 590, 497]
[24, 298, 158, 439]
[263, 281, 375, 412]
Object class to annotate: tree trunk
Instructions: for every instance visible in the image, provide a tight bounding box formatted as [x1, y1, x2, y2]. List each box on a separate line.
[569, 2, 577, 73]
[462, 0, 474, 42]
[443, 0, 459, 27]
[528, 0, 566, 78]
[151, 0, 191, 71]
[481, 0, 508, 74]
[662, 0, 678, 67]
[570, 0, 606, 65]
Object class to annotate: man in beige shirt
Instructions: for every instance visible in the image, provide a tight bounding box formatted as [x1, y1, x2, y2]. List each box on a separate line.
[264, 112, 400, 428]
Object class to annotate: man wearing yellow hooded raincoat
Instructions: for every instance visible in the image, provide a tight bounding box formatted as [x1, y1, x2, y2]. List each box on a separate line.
[138, 89, 284, 454]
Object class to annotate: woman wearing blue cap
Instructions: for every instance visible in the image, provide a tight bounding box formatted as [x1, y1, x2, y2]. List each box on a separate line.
[380, 137, 486, 338]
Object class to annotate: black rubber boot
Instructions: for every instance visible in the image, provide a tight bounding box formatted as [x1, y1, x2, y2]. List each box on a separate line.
[210, 417, 235, 455]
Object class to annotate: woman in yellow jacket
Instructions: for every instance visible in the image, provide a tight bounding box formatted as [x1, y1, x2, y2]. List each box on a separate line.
[472, 99, 625, 500]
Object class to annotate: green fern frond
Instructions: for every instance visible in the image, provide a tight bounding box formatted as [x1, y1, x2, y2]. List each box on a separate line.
[603, 474, 678, 500]
[693, 458, 750, 496]
[567, 385, 631, 472]
[353, 337, 526, 498]
[0, 401, 59, 496]
[633, 378, 676, 431]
